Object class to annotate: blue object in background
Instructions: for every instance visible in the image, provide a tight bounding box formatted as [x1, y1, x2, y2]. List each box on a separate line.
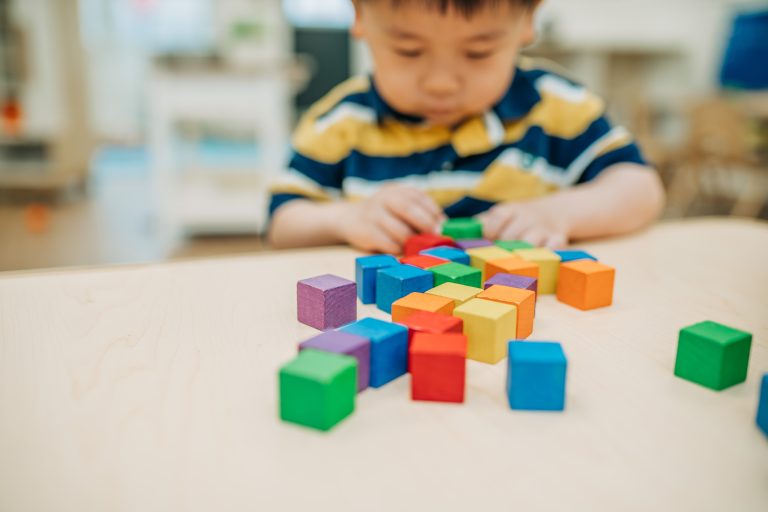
[355, 255, 400, 304]
[507, 341, 567, 411]
[375, 264, 434, 314]
[720, 9, 768, 90]
[758, 373, 768, 438]
[421, 246, 471, 265]
[340, 318, 408, 387]
[555, 250, 598, 263]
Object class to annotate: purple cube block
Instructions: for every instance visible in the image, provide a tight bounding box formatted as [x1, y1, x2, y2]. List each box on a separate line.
[455, 239, 493, 250]
[299, 331, 371, 392]
[484, 273, 538, 297]
[297, 274, 356, 330]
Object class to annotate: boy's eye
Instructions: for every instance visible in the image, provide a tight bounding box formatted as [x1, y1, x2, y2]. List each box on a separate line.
[395, 48, 424, 58]
[466, 50, 494, 60]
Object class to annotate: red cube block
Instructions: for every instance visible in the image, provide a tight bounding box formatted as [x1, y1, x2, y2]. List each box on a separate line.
[410, 332, 467, 403]
[397, 310, 463, 372]
[400, 254, 449, 269]
[404, 234, 457, 256]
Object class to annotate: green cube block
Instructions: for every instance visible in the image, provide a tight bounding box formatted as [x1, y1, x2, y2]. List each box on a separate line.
[674, 321, 752, 391]
[279, 349, 357, 431]
[430, 262, 482, 288]
[442, 218, 483, 240]
[495, 240, 534, 251]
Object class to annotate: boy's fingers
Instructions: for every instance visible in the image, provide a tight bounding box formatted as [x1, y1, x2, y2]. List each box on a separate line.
[499, 217, 530, 241]
[386, 199, 440, 234]
[378, 212, 414, 245]
[543, 233, 567, 250]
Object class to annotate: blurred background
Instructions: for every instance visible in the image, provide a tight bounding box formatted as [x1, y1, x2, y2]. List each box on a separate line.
[0, 0, 766, 271]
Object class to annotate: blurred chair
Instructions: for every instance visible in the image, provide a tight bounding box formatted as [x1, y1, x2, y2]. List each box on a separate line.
[665, 97, 768, 218]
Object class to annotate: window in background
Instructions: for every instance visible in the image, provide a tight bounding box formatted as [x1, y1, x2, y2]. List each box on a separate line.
[283, 0, 353, 29]
[80, 0, 215, 54]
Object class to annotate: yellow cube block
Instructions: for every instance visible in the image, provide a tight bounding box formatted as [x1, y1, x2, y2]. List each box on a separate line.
[426, 282, 482, 307]
[513, 248, 561, 294]
[453, 298, 517, 364]
[466, 246, 513, 280]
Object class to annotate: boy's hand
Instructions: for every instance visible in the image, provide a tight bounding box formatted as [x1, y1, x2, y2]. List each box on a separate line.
[338, 184, 445, 254]
[478, 199, 570, 249]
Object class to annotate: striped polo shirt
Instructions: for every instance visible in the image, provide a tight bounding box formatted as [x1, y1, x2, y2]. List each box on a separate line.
[268, 58, 647, 218]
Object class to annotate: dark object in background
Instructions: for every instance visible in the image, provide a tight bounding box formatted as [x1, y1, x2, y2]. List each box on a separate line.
[720, 9, 768, 90]
[293, 28, 351, 116]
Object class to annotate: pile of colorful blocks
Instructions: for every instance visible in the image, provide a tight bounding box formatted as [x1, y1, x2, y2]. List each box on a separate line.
[277, 217, 765, 437]
[278, 218, 613, 431]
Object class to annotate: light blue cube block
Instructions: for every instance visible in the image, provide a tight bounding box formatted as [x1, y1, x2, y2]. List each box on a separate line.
[355, 255, 400, 304]
[507, 341, 567, 411]
[375, 264, 434, 314]
[421, 246, 471, 265]
[339, 318, 408, 387]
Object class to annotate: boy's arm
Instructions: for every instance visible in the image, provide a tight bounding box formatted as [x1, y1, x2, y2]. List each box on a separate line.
[479, 163, 665, 248]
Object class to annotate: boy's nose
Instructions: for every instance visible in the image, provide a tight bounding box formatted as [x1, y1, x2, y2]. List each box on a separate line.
[421, 66, 461, 99]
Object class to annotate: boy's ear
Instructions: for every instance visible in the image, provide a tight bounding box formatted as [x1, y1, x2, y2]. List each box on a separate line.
[520, 0, 543, 46]
[350, 1, 365, 39]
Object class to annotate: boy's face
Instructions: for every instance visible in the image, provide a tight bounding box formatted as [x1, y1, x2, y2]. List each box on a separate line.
[352, 1, 539, 128]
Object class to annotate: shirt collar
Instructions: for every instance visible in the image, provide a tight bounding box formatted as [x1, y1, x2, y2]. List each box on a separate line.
[368, 67, 541, 126]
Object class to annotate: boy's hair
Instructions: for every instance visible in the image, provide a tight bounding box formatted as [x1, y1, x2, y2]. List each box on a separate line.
[356, 0, 537, 16]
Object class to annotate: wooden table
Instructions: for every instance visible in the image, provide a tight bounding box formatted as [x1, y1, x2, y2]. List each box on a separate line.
[1, 218, 766, 512]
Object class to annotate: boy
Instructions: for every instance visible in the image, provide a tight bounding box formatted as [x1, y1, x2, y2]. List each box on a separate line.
[268, 0, 665, 253]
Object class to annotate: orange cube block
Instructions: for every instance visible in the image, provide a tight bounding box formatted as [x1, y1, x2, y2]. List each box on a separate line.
[486, 257, 539, 282]
[391, 292, 455, 322]
[556, 260, 615, 310]
[477, 285, 536, 339]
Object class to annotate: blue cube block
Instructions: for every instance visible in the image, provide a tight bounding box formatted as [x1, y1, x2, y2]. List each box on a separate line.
[421, 246, 471, 265]
[355, 255, 400, 304]
[375, 264, 434, 314]
[758, 373, 768, 438]
[555, 250, 597, 263]
[507, 341, 567, 411]
[339, 317, 408, 387]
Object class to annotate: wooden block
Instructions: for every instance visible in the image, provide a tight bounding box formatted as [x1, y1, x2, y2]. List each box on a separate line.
[340, 318, 409, 387]
[485, 257, 539, 283]
[507, 341, 567, 411]
[442, 217, 483, 240]
[375, 264, 434, 314]
[420, 246, 470, 265]
[400, 254, 449, 269]
[453, 298, 517, 364]
[355, 254, 399, 304]
[426, 282, 482, 306]
[299, 331, 371, 392]
[758, 374, 768, 438]
[397, 310, 464, 373]
[674, 321, 752, 391]
[513, 248, 561, 294]
[556, 260, 615, 310]
[391, 292, 454, 323]
[410, 333, 467, 403]
[404, 233, 457, 256]
[466, 246, 513, 280]
[495, 240, 534, 251]
[279, 349, 357, 431]
[484, 272, 538, 297]
[555, 250, 597, 263]
[477, 285, 536, 339]
[429, 262, 482, 287]
[456, 239, 494, 250]
[397, 310, 464, 340]
[297, 274, 356, 330]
